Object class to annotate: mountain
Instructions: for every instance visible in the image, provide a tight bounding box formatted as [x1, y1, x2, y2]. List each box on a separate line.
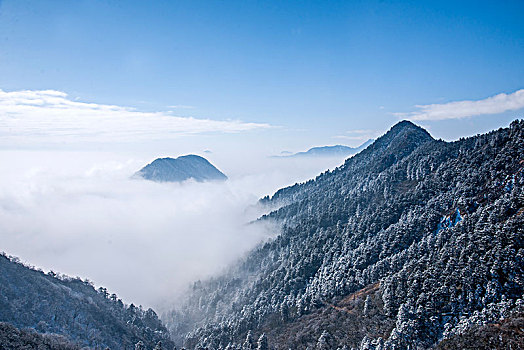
[135, 154, 227, 183]
[0, 253, 173, 350]
[0, 322, 81, 350]
[276, 139, 373, 158]
[166, 120, 524, 349]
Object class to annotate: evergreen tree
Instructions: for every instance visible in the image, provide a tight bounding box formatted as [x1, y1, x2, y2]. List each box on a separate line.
[256, 334, 268, 350]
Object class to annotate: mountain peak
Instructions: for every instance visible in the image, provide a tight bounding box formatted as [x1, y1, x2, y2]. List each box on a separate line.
[176, 154, 208, 161]
[372, 120, 433, 149]
[388, 120, 431, 137]
[339, 120, 433, 173]
[136, 154, 227, 183]
[391, 119, 418, 129]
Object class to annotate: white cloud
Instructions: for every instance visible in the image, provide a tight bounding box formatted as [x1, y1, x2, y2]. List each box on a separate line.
[396, 89, 524, 121]
[332, 135, 370, 141]
[345, 129, 375, 134]
[0, 148, 346, 310]
[332, 129, 378, 143]
[168, 105, 195, 109]
[0, 150, 280, 310]
[0, 89, 270, 145]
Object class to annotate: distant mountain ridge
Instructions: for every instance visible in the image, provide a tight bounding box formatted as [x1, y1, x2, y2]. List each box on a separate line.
[135, 154, 227, 183]
[276, 139, 373, 158]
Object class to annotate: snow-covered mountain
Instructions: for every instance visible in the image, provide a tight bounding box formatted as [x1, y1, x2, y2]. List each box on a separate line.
[167, 120, 524, 349]
[135, 154, 227, 183]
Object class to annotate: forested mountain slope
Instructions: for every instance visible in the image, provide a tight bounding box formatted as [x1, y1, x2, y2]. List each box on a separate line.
[0, 322, 81, 350]
[0, 254, 173, 350]
[166, 120, 524, 349]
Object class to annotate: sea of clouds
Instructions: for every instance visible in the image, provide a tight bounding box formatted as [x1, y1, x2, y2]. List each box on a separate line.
[0, 150, 344, 310]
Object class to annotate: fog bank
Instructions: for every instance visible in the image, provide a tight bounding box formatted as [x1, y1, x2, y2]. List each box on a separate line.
[0, 150, 346, 310]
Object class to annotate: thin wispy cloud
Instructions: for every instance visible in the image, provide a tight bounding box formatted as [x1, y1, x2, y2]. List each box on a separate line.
[396, 89, 524, 121]
[332, 129, 377, 143]
[0, 149, 344, 309]
[168, 105, 195, 109]
[345, 129, 375, 134]
[332, 135, 370, 141]
[0, 89, 270, 145]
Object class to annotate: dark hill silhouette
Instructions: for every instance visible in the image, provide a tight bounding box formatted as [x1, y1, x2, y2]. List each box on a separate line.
[0, 254, 173, 350]
[136, 154, 227, 183]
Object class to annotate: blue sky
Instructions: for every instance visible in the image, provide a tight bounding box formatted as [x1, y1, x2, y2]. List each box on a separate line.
[0, 0, 523, 153]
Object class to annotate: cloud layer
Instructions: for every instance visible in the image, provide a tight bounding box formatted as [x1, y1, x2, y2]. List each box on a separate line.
[0, 149, 349, 311]
[0, 152, 278, 310]
[0, 89, 270, 145]
[397, 88, 524, 121]
[332, 129, 378, 143]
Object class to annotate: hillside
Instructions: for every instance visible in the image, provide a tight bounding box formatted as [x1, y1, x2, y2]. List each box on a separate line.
[0, 254, 173, 350]
[136, 155, 227, 183]
[166, 120, 524, 349]
[0, 322, 81, 350]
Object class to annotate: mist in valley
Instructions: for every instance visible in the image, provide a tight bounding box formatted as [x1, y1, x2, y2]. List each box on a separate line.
[0, 149, 347, 311]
